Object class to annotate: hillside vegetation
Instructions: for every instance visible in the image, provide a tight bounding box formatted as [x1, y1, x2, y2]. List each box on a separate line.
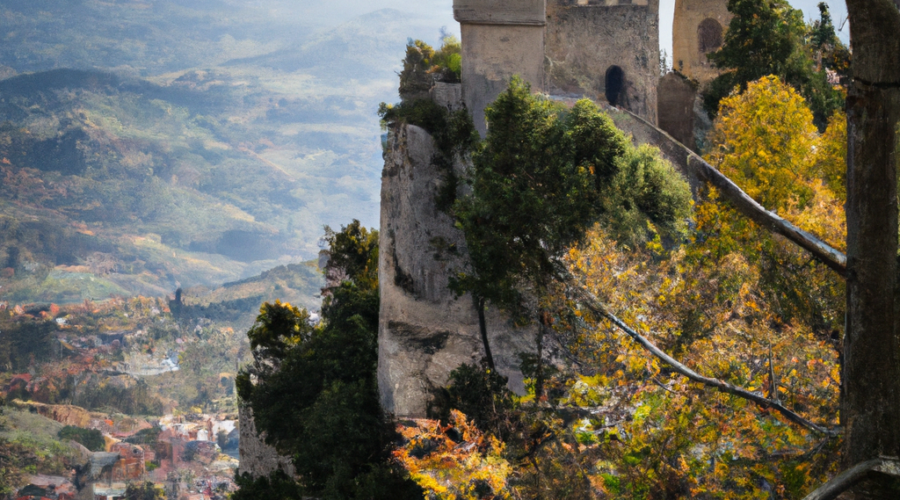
[0, 1, 451, 495]
[0, 1, 449, 304]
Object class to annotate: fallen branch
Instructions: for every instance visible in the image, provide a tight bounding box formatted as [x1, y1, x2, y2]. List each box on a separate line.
[558, 269, 839, 437]
[802, 457, 900, 500]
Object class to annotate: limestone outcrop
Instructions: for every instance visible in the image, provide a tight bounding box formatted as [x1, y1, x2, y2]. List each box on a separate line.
[237, 404, 296, 478]
[377, 123, 536, 418]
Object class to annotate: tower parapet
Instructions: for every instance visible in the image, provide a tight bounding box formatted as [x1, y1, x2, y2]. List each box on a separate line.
[454, 0, 546, 24]
[454, 0, 547, 136]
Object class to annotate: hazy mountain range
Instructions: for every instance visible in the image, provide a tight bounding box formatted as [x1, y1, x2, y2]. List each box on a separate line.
[0, 0, 454, 302]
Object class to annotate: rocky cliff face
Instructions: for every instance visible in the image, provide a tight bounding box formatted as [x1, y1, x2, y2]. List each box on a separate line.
[377, 123, 536, 419]
[237, 404, 296, 478]
[12, 400, 96, 428]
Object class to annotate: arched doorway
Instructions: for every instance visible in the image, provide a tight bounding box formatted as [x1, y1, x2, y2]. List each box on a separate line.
[605, 66, 624, 106]
[698, 18, 724, 54]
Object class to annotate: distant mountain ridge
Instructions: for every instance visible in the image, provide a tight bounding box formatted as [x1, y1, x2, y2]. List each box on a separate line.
[0, 3, 450, 304]
[0, 67, 311, 301]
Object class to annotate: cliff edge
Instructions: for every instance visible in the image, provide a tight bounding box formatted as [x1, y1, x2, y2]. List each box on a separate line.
[377, 122, 536, 418]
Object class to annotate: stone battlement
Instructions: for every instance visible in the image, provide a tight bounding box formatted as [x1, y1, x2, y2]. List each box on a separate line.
[453, 0, 547, 25]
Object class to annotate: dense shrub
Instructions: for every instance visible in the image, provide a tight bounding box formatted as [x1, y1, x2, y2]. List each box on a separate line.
[124, 481, 164, 500]
[72, 379, 163, 416]
[233, 471, 304, 500]
[58, 426, 105, 451]
[124, 426, 161, 446]
[452, 77, 691, 319]
[428, 363, 516, 440]
[235, 222, 422, 499]
[0, 320, 55, 373]
[398, 36, 462, 99]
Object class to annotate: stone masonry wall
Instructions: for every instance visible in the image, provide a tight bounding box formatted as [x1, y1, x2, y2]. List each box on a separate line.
[672, 0, 731, 84]
[455, 0, 547, 136]
[545, 0, 660, 123]
[460, 23, 547, 136]
[657, 72, 697, 149]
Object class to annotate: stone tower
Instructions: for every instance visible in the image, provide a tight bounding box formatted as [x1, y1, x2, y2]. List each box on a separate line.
[544, 0, 661, 123]
[454, 0, 547, 136]
[672, 0, 731, 85]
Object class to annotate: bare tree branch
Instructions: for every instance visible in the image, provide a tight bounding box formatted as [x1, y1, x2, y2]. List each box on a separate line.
[613, 109, 847, 276]
[685, 153, 847, 276]
[802, 458, 900, 500]
[558, 268, 839, 437]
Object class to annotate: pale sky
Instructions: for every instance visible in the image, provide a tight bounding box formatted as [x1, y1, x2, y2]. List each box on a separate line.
[303, 0, 851, 66]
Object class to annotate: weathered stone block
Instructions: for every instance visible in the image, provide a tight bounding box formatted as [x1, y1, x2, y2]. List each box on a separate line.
[453, 0, 547, 25]
[431, 82, 465, 113]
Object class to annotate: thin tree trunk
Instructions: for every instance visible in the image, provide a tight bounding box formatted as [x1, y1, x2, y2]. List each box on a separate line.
[535, 312, 547, 401]
[843, 0, 900, 488]
[473, 295, 495, 370]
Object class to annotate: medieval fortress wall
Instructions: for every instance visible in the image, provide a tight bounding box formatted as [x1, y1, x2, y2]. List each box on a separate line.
[456, 0, 547, 136]
[545, 0, 661, 123]
[672, 0, 731, 84]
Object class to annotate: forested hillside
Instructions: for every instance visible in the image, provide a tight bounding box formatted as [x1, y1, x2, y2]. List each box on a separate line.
[0, 1, 450, 303]
[0, 3, 449, 495]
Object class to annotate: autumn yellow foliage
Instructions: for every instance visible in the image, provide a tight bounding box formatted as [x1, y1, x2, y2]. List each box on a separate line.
[395, 410, 512, 499]
[706, 76, 821, 210]
[394, 75, 847, 498]
[556, 77, 846, 497]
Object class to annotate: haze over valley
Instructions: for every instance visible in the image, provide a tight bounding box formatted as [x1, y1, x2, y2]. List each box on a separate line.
[0, 0, 456, 299]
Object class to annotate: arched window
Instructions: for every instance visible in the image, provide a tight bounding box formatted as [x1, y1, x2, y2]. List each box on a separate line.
[698, 18, 724, 54]
[605, 66, 624, 106]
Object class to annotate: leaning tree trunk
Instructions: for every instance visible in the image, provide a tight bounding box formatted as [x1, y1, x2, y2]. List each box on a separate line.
[843, 0, 900, 491]
[473, 295, 495, 370]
